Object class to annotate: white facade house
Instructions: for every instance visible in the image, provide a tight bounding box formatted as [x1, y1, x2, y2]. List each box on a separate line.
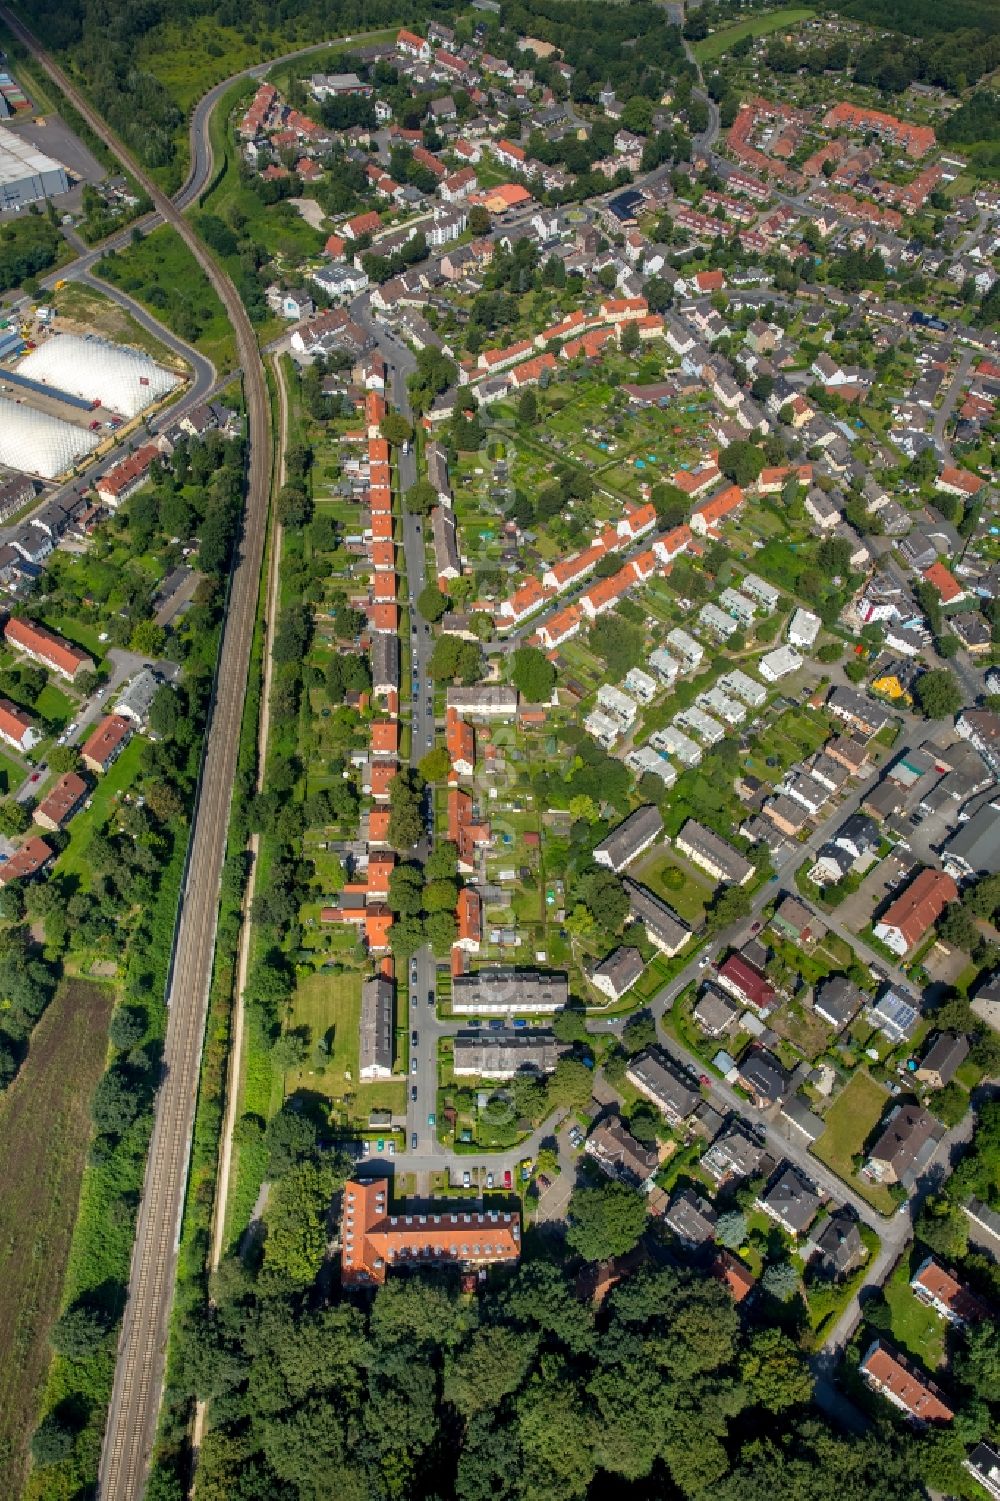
[788, 607, 821, 649]
[597, 683, 638, 728]
[758, 645, 803, 682]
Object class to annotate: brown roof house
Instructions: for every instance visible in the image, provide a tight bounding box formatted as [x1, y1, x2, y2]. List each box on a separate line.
[865, 1103, 939, 1186]
[81, 714, 133, 775]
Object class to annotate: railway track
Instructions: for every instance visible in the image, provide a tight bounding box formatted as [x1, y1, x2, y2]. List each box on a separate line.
[0, 8, 273, 1499]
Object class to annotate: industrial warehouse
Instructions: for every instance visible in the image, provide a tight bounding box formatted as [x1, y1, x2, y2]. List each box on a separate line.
[0, 124, 68, 210]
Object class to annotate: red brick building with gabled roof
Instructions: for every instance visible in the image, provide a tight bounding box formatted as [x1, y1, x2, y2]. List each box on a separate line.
[4, 617, 94, 681]
[341, 1177, 520, 1286]
[81, 714, 133, 774]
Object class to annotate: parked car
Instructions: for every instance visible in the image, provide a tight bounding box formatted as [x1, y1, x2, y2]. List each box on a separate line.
[411, 1085, 418, 1102]
[462, 1171, 471, 1188]
[427, 1112, 436, 1127]
[411, 1030, 418, 1046]
[503, 1169, 512, 1189]
[411, 1057, 418, 1074]
[411, 1132, 418, 1149]
[486, 1172, 494, 1189]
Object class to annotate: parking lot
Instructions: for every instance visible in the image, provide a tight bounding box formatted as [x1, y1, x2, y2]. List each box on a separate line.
[835, 851, 913, 936]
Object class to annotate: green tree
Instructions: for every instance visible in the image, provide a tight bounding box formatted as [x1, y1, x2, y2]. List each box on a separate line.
[741, 1327, 813, 1409]
[720, 441, 764, 488]
[31, 1412, 75, 1466]
[417, 581, 448, 622]
[50, 1301, 111, 1361]
[418, 745, 451, 782]
[548, 1056, 594, 1111]
[707, 882, 752, 931]
[380, 412, 413, 446]
[130, 619, 166, 657]
[517, 389, 538, 425]
[914, 669, 962, 719]
[405, 478, 438, 515]
[0, 799, 30, 837]
[761, 1260, 800, 1303]
[263, 1159, 337, 1286]
[715, 1209, 747, 1250]
[566, 1179, 647, 1261]
[510, 646, 556, 703]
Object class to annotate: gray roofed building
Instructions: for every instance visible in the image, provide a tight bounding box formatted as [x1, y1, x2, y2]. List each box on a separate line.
[814, 975, 865, 1032]
[591, 945, 645, 1001]
[626, 1047, 700, 1125]
[867, 986, 920, 1044]
[594, 804, 663, 873]
[693, 985, 740, 1037]
[371, 632, 400, 695]
[622, 878, 691, 956]
[359, 975, 394, 1079]
[115, 667, 161, 728]
[675, 819, 754, 886]
[451, 968, 568, 1014]
[737, 1048, 790, 1107]
[866, 1103, 939, 1185]
[956, 709, 1000, 779]
[915, 1032, 969, 1090]
[426, 441, 450, 501]
[810, 1206, 865, 1278]
[452, 1029, 563, 1078]
[758, 1164, 821, 1236]
[432, 503, 461, 580]
[702, 1121, 770, 1184]
[826, 686, 892, 739]
[585, 1115, 658, 1186]
[446, 685, 518, 718]
[780, 1094, 825, 1143]
[943, 800, 1000, 878]
[664, 1187, 717, 1248]
[963, 1442, 1000, 1500]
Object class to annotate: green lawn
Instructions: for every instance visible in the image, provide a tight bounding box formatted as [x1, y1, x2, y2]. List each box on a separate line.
[635, 848, 713, 927]
[0, 750, 24, 796]
[812, 1071, 895, 1215]
[55, 737, 145, 885]
[286, 967, 405, 1123]
[96, 225, 237, 372]
[884, 1258, 947, 1370]
[34, 684, 76, 729]
[693, 8, 815, 63]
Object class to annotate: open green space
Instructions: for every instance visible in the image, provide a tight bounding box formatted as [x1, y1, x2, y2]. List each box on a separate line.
[34, 683, 76, 729]
[0, 749, 24, 795]
[693, 6, 815, 62]
[811, 1071, 895, 1215]
[883, 1257, 947, 1371]
[286, 966, 405, 1123]
[635, 847, 713, 927]
[96, 224, 236, 372]
[0, 980, 113, 1501]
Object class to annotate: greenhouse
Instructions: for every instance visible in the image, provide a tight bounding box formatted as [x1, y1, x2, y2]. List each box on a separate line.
[17, 333, 180, 419]
[0, 398, 99, 478]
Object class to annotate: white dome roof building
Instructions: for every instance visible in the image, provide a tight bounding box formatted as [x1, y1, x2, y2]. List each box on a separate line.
[17, 334, 180, 419]
[0, 399, 100, 478]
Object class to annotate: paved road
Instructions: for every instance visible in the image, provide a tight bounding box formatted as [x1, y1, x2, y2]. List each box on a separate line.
[932, 346, 974, 462]
[352, 299, 444, 1157]
[0, 11, 275, 1501]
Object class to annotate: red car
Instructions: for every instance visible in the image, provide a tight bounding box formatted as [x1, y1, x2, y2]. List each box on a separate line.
[503, 1169, 512, 1189]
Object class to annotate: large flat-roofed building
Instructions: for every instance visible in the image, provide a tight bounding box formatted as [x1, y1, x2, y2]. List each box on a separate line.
[359, 975, 394, 1080]
[453, 1029, 563, 1078]
[341, 1177, 521, 1287]
[451, 968, 568, 1014]
[0, 125, 69, 209]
